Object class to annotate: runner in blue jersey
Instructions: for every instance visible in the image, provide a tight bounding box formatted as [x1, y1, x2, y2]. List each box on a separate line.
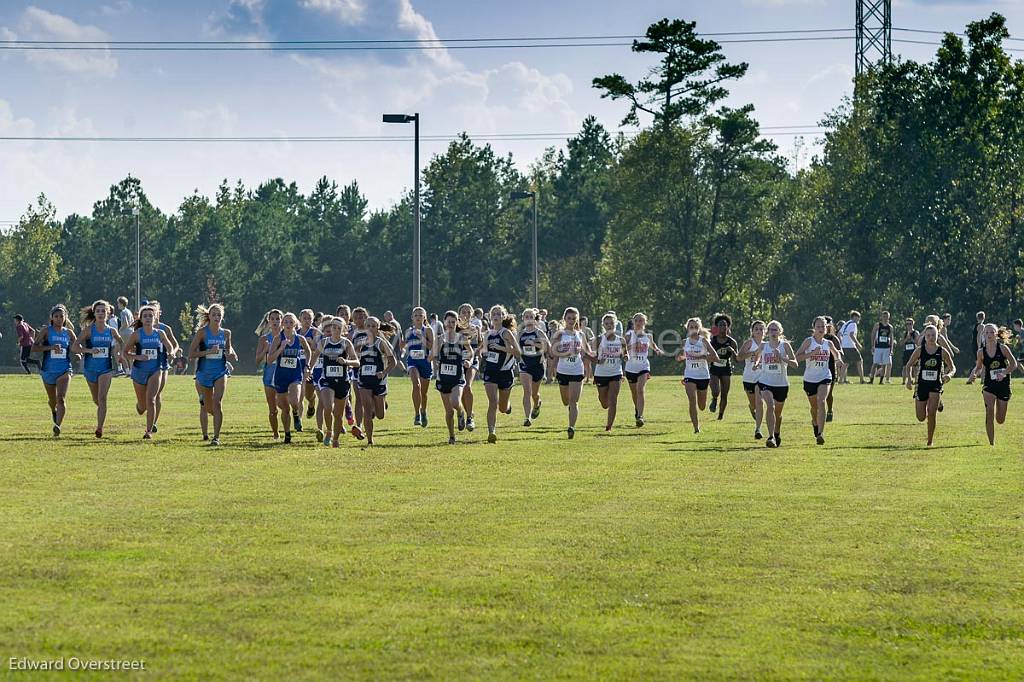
[268, 312, 313, 444]
[254, 309, 284, 439]
[147, 300, 180, 434]
[399, 306, 435, 428]
[188, 303, 237, 445]
[31, 304, 78, 437]
[298, 308, 321, 424]
[71, 300, 123, 438]
[120, 305, 174, 440]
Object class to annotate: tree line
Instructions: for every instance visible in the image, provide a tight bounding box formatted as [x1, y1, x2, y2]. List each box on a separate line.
[2, 14, 1021, 371]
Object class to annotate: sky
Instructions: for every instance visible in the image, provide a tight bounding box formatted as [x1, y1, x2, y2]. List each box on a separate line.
[0, 0, 1021, 224]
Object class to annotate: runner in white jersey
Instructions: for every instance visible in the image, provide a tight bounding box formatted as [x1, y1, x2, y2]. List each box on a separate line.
[795, 316, 845, 445]
[624, 312, 663, 427]
[593, 313, 625, 431]
[838, 310, 864, 383]
[737, 319, 766, 440]
[552, 307, 592, 439]
[754, 320, 798, 448]
[675, 317, 715, 434]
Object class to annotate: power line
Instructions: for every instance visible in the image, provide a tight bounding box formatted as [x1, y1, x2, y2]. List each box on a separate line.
[894, 26, 1024, 43]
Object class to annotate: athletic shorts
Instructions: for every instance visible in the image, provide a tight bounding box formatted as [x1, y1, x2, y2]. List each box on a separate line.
[915, 382, 942, 402]
[84, 367, 113, 384]
[407, 357, 433, 379]
[843, 348, 861, 365]
[274, 377, 302, 394]
[594, 374, 621, 388]
[20, 346, 32, 362]
[308, 366, 323, 385]
[42, 368, 72, 386]
[709, 364, 731, 377]
[872, 348, 892, 366]
[983, 382, 1012, 402]
[683, 377, 709, 391]
[742, 381, 759, 394]
[262, 363, 276, 388]
[758, 383, 789, 402]
[357, 377, 388, 397]
[902, 350, 915, 367]
[195, 369, 228, 389]
[803, 378, 832, 396]
[484, 369, 515, 390]
[131, 365, 159, 386]
[625, 370, 649, 384]
[318, 376, 351, 399]
[519, 360, 544, 382]
[435, 379, 466, 395]
[556, 372, 584, 386]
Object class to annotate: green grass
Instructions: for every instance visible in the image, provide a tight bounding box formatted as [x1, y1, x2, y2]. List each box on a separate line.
[1, 374, 1022, 680]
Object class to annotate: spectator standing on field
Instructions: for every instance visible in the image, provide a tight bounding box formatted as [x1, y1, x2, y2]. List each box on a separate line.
[116, 296, 135, 375]
[839, 311, 865, 384]
[13, 315, 39, 374]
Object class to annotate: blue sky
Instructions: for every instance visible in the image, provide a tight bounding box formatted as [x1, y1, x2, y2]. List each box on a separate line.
[1, 0, 1021, 222]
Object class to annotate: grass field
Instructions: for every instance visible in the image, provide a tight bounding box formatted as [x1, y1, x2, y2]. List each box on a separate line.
[1, 373, 1022, 680]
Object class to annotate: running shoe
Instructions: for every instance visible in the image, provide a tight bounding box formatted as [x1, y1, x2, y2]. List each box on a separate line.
[316, 428, 324, 441]
[531, 402, 541, 420]
[448, 436, 456, 445]
[709, 397, 717, 413]
[765, 436, 776, 448]
[774, 433, 781, 446]
[826, 411, 833, 422]
[294, 415, 303, 432]
[457, 412, 466, 431]
[414, 413, 422, 427]
[151, 423, 158, 433]
[567, 426, 575, 439]
[306, 405, 315, 418]
[143, 432, 152, 440]
[637, 416, 645, 427]
[284, 432, 292, 444]
[211, 437, 220, 446]
[421, 412, 428, 428]
[487, 432, 497, 444]
[754, 429, 762, 440]
[816, 434, 825, 445]
[323, 436, 331, 446]
[53, 423, 61, 438]
[351, 425, 364, 440]
[466, 416, 476, 432]
[524, 418, 532, 427]
[345, 404, 354, 425]
[95, 429, 102, 439]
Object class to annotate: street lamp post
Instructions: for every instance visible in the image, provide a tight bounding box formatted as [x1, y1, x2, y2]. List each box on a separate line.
[382, 112, 421, 308]
[510, 190, 538, 308]
[132, 204, 140, 311]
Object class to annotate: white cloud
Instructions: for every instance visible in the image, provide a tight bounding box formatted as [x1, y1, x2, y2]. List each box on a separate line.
[100, 1, 133, 17]
[1, 6, 118, 77]
[300, 0, 367, 24]
[183, 104, 239, 137]
[0, 99, 36, 136]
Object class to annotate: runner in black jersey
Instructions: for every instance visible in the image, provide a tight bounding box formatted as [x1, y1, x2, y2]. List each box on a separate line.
[899, 317, 919, 388]
[431, 310, 472, 444]
[905, 324, 955, 446]
[967, 323, 1017, 445]
[518, 308, 549, 426]
[869, 310, 894, 384]
[457, 303, 482, 432]
[481, 305, 522, 443]
[708, 313, 738, 420]
[307, 316, 359, 447]
[353, 317, 397, 446]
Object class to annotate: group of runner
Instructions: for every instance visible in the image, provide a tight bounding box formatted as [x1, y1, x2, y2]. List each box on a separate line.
[23, 302, 1020, 448]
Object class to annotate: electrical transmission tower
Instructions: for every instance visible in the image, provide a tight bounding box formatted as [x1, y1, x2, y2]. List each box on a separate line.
[855, 0, 892, 77]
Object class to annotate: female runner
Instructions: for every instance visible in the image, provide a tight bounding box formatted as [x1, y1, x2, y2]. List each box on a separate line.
[307, 316, 359, 447]
[708, 313, 738, 420]
[432, 310, 473, 444]
[255, 309, 283, 439]
[33, 304, 77, 437]
[794, 316, 844, 445]
[966, 323, 1017, 446]
[481, 305, 522, 443]
[899, 317, 919, 387]
[754, 320, 797, 448]
[121, 305, 174, 439]
[268, 312, 313, 443]
[400, 306, 435, 428]
[905, 324, 956, 446]
[593, 313, 625, 431]
[676, 317, 716, 434]
[552, 307, 590, 439]
[148, 300, 179, 434]
[823, 317, 843, 422]
[457, 303, 481, 431]
[72, 300, 123, 438]
[737, 319, 765, 439]
[353, 316, 397, 445]
[298, 308, 321, 423]
[518, 308, 549, 426]
[624, 313, 663, 427]
[188, 304, 237, 445]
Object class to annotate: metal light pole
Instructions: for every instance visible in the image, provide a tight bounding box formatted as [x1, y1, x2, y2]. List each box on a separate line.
[511, 190, 538, 308]
[383, 112, 421, 308]
[132, 204, 140, 310]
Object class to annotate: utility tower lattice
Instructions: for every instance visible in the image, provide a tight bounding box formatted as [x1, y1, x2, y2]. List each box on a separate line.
[855, 0, 892, 77]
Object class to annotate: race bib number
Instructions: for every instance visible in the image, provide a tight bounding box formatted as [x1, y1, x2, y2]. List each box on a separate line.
[604, 358, 620, 367]
[921, 370, 938, 381]
[410, 349, 425, 360]
[713, 360, 727, 368]
[440, 363, 457, 376]
[632, 353, 649, 363]
[279, 356, 298, 369]
[810, 360, 827, 370]
[689, 360, 706, 371]
[523, 346, 540, 356]
[51, 346, 67, 359]
[208, 346, 223, 359]
[566, 355, 579, 364]
[990, 369, 1007, 381]
[142, 348, 158, 360]
[879, 335, 889, 344]
[766, 363, 781, 374]
[325, 365, 345, 378]
[905, 343, 916, 351]
[486, 351, 499, 364]
[360, 364, 377, 376]
[94, 347, 109, 358]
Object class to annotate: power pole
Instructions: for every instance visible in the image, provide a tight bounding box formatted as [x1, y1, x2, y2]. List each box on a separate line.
[855, 0, 892, 79]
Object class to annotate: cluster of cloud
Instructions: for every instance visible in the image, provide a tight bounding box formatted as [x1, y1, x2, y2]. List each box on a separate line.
[0, 6, 119, 77]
